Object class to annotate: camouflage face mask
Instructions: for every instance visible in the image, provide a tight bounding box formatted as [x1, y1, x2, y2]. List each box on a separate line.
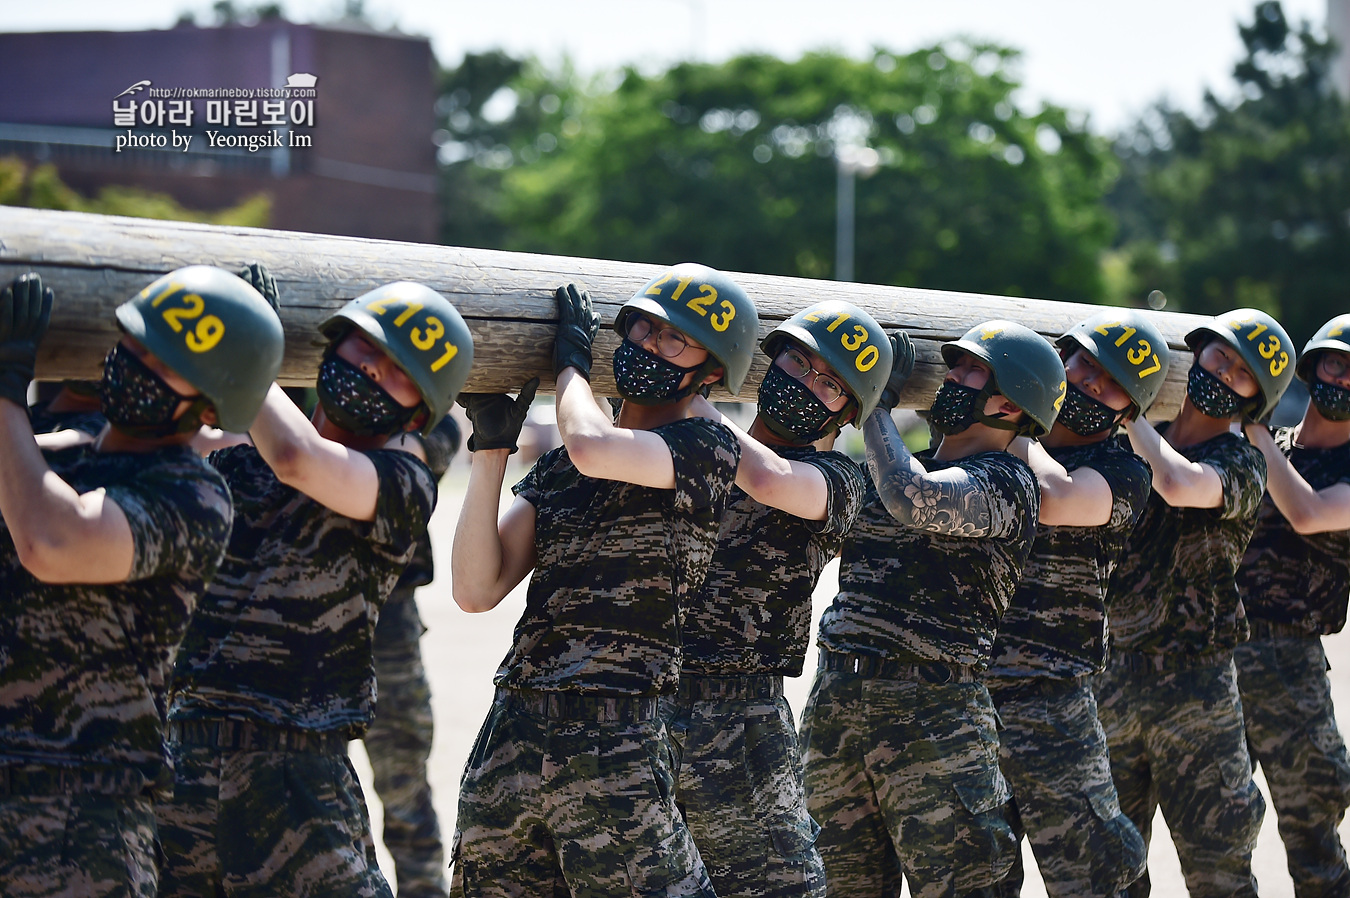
[612, 339, 699, 405]
[928, 381, 983, 436]
[1310, 379, 1350, 422]
[1057, 383, 1121, 436]
[1186, 363, 1246, 420]
[100, 342, 203, 439]
[316, 347, 419, 436]
[757, 364, 834, 442]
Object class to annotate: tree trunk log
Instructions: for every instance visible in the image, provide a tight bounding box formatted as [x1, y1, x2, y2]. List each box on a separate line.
[0, 207, 1202, 417]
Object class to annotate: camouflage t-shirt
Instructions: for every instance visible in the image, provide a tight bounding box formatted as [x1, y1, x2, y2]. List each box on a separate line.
[816, 450, 1040, 668]
[1237, 426, 1350, 636]
[987, 438, 1151, 679]
[1107, 426, 1266, 655]
[683, 445, 866, 677]
[502, 417, 740, 695]
[28, 398, 107, 438]
[170, 444, 436, 735]
[0, 444, 231, 786]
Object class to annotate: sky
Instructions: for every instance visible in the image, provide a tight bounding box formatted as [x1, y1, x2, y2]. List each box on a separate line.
[1, 0, 1333, 134]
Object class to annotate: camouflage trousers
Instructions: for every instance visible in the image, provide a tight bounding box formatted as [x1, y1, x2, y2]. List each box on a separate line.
[156, 721, 393, 898]
[799, 657, 1018, 898]
[986, 676, 1146, 898]
[1094, 654, 1265, 898]
[663, 675, 826, 898]
[1235, 634, 1350, 898]
[364, 586, 446, 898]
[0, 789, 156, 898]
[450, 687, 716, 898]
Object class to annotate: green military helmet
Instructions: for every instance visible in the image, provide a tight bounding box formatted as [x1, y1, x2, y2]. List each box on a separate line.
[115, 265, 284, 432]
[942, 320, 1067, 437]
[1296, 313, 1350, 383]
[320, 282, 474, 435]
[1057, 309, 1171, 419]
[762, 300, 893, 424]
[614, 262, 759, 395]
[1185, 308, 1295, 421]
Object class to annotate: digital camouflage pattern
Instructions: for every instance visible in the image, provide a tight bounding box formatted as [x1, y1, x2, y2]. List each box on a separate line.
[364, 416, 459, 898]
[157, 740, 391, 898]
[988, 437, 1151, 679]
[0, 443, 230, 898]
[1234, 636, 1350, 897]
[815, 451, 1040, 667]
[0, 794, 158, 898]
[451, 693, 715, 897]
[367, 588, 446, 898]
[1106, 426, 1266, 655]
[170, 444, 436, 733]
[1236, 426, 1350, 635]
[0, 444, 232, 787]
[987, 679, 1146, 898]
[502, 417, 740, 694]
[28, 395, 106, 438]
[666, 688, 823, 898]
[801, 671, 1017, 898]
[683, 445, 865, 677]
[1095, 658, 1265, 898]
[666, 445, 861, 898]
[1234, 426, 1350, 897]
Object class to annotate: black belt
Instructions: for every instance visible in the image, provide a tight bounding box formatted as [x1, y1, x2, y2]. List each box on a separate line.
[820, 650, 977, 684]
[677, 674, 785, 702]
[1110, 651, 1230, 673]
[0, 763, 147, 797]
[168, 718, 353, 754]
[495, 687, 660, 723]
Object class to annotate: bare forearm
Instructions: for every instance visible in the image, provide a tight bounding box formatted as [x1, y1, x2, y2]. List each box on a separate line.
[1124, 418, 1221, 507]
[1247, 424, 1350, 532]
[451, 449, 514, 611]
[863, 409, 995, 535]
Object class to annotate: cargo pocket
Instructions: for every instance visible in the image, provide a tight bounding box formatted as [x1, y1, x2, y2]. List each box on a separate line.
[766, 813, 826, 893]
[1086, 786, 1147, 890]
[951, 766, 1018, 891]
[447, 829, 475, 896]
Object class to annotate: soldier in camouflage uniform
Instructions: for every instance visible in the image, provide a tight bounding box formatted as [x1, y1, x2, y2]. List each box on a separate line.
[363, 414, 461, 898]
[449, 268, 756, 897]
[157, 277, 473, 898]
[988, 310, 1168, 897]
[801, 321, 1066, 898]
[0, 267, 283, 898]
[669, 301, 891, 898]
[1097, 308, 1296, 898]
[1234, 313, 1350, 898]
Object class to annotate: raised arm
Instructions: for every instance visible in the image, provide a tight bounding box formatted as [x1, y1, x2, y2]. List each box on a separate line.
[691, 395, 829, 520]
[863, 408, 1001, 536]
[1243, 422, 1350, 534]
[1124, 416, 1223, 508]
[0, 274, 136, 584]
[450, 448, 537, 613]
[552, 284, 681, 488]
[1009, 436, 1114, 527]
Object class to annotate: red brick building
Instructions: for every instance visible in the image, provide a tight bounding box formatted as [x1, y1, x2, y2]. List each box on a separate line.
[0, 21, 439, 243]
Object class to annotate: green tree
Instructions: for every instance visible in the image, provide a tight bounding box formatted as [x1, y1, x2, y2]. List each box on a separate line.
[468, 46, 1117, 303]
[1112, 1, 1350, 343]
[0, 156, 271, 227]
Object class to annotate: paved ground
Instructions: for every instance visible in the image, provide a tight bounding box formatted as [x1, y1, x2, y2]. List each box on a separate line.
[351, 460, 1350, 897]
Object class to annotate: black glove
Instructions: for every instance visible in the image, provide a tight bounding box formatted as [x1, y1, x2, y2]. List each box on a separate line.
[238, 261, 280, 316]
[0, 272, 54, 408]
[554, 284, 600, 379]
[877, 329, 916, 412]
[461, 378, 539, 453]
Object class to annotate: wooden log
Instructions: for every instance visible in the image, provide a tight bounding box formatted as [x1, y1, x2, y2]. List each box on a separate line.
[0, 207, 1205, 417]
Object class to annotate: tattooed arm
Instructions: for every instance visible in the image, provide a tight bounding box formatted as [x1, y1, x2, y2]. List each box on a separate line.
[863, 408, 998, 536]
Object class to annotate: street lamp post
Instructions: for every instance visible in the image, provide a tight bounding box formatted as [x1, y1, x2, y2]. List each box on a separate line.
[835, 143, 880, 282]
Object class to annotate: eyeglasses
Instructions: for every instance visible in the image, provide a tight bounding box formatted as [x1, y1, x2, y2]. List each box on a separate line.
[625, 313, 700, 359]
[777, 346, 847, 405]
[1321, 353, 1348, 379]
